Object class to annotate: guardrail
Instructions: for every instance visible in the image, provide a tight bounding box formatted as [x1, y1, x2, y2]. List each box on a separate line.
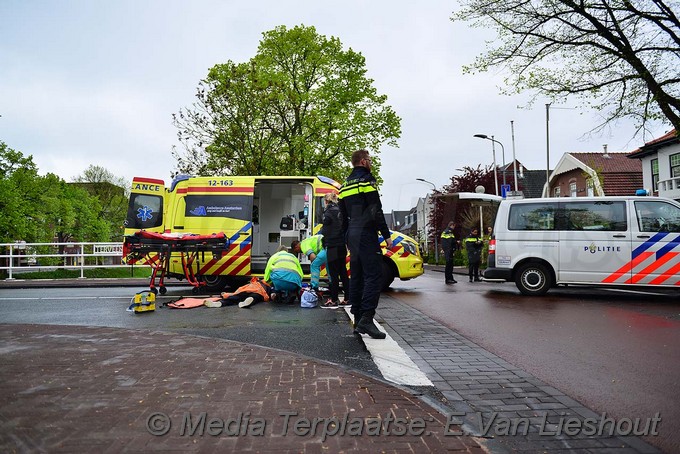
[1, 242, 127, 280]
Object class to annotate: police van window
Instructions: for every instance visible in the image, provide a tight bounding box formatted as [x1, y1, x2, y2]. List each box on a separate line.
[184, 195, 252, 222]
[563, 201, 627, 231]
[509, 203, 557, 230]
[125, 194, 163, 229]
[635, 201, 680, 233]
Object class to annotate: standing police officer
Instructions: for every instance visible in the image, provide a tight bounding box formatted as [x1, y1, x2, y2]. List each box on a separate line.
[441, 221, 458, 284]
[339, 149, 392, 339]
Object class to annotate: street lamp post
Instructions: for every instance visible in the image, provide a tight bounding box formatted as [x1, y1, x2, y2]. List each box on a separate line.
[416, 178, 439, 264]
[474, 134, 507, 196]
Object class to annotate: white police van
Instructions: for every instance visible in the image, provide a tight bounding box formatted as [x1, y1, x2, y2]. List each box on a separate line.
[482, 195, 680, 295]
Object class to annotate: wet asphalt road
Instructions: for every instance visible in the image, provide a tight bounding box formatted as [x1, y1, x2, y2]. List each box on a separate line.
[0, 285, 381, 378]
[384, 271, 680, 453]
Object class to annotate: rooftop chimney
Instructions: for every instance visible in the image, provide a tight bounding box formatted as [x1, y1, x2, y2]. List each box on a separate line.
[603, 144, 610, 158]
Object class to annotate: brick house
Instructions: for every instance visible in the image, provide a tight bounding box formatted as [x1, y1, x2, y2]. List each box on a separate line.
[546, 149, 643, 197]
[626, 129, 680, 201]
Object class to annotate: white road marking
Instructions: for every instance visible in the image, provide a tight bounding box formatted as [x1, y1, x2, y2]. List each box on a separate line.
[345, 308, 433, 387]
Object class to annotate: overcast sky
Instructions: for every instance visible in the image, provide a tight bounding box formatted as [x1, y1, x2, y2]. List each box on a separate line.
[0, 0, 671, 211]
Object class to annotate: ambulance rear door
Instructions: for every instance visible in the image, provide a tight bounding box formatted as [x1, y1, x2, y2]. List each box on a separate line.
[124, 177, 166, 234]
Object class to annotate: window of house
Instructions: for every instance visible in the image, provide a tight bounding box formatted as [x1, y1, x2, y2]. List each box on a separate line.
[569, 181, 577, 197]
[652, 158, 659, 190]
[670, 153, 680, 178]
[553, 186, 561, 197]
[586, 179, 594, 196]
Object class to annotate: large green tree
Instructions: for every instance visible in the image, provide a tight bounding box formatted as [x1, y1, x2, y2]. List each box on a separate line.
[73, 165, 129, 241]
[452, 0, 680, 135]
[0, 142, 109, 245]
[172, 25, 401, 182]
[0, 141, 40, 242]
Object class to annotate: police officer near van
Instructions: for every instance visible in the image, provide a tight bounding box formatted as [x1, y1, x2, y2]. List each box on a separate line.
[440, 221, 458, 284]
[339, 149, 392, 340]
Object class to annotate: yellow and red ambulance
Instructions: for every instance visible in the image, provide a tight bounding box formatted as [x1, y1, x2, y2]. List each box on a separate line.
[123, 174, 423, 292]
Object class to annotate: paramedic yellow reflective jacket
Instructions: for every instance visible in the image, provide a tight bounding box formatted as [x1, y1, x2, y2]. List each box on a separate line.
[264, 250, 303, 283]
[300, 235, 324, 257]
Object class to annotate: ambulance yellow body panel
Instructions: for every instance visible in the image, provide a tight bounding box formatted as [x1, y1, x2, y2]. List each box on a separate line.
[124, 175, 423, 291]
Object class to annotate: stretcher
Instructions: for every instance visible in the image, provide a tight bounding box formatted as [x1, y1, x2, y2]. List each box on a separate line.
[123, 230, 228, 295]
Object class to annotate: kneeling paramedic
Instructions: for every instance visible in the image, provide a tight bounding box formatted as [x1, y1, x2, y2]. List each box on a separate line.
[291, 235, 326, 291]
[264, 245, 303, 303]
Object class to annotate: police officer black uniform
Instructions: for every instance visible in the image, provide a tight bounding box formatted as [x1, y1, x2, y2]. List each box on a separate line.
[440, 221, 457, 284]
[339, 149, 393, 339]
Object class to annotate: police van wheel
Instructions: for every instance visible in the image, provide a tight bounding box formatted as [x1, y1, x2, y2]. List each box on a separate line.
[515, 263, 552, 296]
[380, 260, 394, 292]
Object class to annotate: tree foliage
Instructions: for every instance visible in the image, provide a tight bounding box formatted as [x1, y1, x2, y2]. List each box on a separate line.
[172, 25, 401, 182]
[0, 142, 109, 245]
[452, 0, 680, 135]
[73, 165, 130, 241]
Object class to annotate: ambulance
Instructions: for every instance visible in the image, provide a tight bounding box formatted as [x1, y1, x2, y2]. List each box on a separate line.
[483, 195, 680, 295]
[123, 174, 423, 292]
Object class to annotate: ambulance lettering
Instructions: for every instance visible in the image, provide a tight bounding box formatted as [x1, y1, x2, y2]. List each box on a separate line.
[603, 232, 680, 285]
[133, 183, 162, 192]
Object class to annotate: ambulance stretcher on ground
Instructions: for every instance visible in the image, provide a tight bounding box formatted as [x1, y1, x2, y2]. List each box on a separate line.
[123, 230, 228, 295]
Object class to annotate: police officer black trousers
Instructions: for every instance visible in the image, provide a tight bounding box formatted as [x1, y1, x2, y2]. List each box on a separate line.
[347, 229, 385, 339]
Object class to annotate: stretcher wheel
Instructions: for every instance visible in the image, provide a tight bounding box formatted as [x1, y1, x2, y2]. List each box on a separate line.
[150, 288, 159, 295]
[159, 286, 167, 295]
[191, 287, 200, 295]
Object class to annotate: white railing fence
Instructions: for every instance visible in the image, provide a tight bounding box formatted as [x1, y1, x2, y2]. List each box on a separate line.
[1, 242, 128, 280]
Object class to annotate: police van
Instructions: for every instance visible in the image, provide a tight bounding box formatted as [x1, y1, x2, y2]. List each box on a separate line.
[123, 174, 423, 291]
[483, 195, 680, 295]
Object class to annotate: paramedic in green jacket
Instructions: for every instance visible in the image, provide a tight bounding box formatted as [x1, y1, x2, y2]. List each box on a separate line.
[292, 234, 326, 290]
[264, 246, 303, 301]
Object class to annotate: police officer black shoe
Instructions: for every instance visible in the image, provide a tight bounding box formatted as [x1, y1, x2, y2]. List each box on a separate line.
[445, 279, 457, 284]
[354, 316, 386, 339]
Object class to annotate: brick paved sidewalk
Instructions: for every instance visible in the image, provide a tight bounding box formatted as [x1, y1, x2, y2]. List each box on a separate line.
[0, 324, 487, 453]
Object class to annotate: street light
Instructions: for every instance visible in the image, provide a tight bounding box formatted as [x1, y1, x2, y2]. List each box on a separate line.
[474, 134, 507, 196]
[416, 178, 439, 264]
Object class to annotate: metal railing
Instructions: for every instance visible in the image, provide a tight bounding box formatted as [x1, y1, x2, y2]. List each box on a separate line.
[658, 176, 680, 198]
[0, 242, 126, 280]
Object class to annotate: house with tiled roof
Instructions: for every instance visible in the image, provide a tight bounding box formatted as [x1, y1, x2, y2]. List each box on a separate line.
[546, 148, 643, 197]
[626, 129, 680, 201]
